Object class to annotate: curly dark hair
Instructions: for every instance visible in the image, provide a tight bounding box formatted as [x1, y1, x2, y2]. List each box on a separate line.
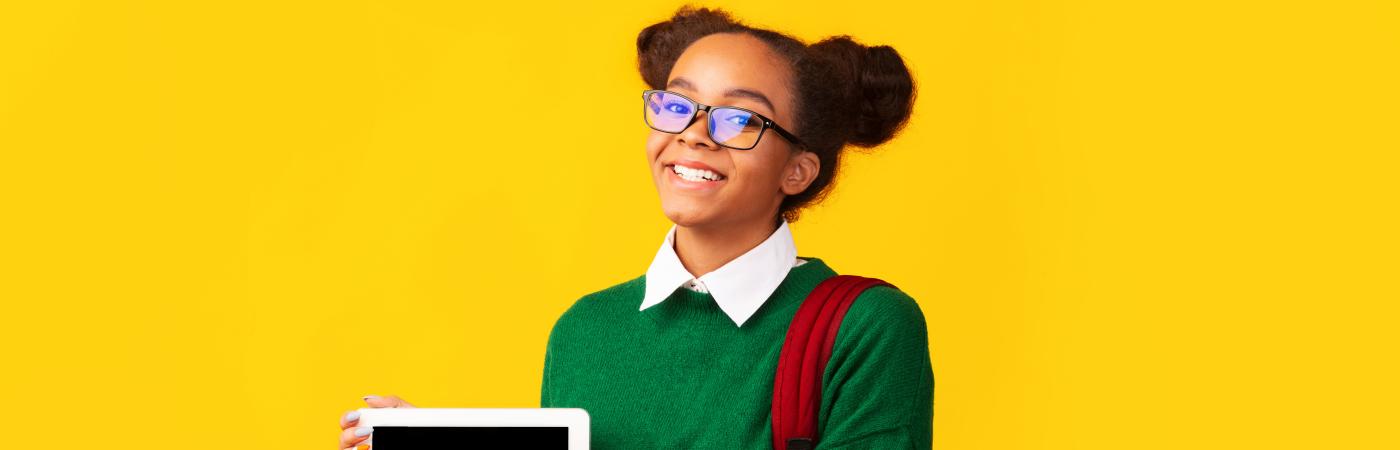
[637, 5, 917, 223]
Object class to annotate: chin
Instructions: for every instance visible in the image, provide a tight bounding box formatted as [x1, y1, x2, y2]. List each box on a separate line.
[659, 201, 717, 228]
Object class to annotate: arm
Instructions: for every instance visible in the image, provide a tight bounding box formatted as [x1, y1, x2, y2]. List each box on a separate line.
[814, 286, 934, 449]
[540, 324, 557, 408]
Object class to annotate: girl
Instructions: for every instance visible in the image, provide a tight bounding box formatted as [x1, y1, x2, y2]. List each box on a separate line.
[339, 6, 931, 449]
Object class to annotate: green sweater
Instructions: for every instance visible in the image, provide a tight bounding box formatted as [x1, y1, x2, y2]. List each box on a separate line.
[540, 257, 934, 449]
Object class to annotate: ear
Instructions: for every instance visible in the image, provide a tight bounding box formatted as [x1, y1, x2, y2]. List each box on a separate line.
[780, 150, 820, 196]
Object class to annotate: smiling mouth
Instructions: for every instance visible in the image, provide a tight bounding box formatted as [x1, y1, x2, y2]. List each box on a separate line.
[666, 164, 727, 182]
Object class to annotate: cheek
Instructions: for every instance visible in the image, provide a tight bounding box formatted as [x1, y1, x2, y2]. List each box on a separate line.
[729, 148, 786, 189]
[645, 132, 670, 160]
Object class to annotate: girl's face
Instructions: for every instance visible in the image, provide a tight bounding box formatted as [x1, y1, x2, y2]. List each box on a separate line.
[646, 33, 817, 229]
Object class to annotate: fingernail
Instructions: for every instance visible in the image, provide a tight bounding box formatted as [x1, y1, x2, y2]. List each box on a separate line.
[362, 395, 380, 400]
[354, 426, 373, 437]
[357, 445, 370, 450]
[344, 411, 360, 422]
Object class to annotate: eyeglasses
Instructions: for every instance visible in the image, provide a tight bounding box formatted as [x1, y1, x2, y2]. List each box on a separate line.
[642, 89, 803, 150]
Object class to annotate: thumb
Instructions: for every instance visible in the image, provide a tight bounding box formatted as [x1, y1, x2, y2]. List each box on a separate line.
[362, 395, 416, 408]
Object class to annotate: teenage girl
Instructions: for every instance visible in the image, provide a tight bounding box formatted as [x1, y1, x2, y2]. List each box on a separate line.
[338, 6, 932, 449]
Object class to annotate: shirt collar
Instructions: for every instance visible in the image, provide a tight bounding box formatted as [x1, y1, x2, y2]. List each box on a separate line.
[639, 220, 800, 327]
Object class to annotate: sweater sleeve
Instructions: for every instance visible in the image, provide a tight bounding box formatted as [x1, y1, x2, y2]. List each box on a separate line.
[540, 336, 553, 408]
[541, 314, 561, 408]
[814, 285, 934, 449]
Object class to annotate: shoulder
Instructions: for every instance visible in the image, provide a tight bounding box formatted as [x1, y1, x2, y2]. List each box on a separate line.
[550, 274, 646, 332]
[835, 282, 930, 347]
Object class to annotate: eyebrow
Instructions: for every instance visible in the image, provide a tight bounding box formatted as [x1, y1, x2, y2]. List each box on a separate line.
[666, 77, 778, 116]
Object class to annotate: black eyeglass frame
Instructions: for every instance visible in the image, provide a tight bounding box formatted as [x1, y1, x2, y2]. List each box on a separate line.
[642, 89, 804, 150]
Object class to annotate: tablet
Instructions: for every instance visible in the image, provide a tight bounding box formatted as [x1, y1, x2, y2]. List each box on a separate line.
[356, 407, 589, 449]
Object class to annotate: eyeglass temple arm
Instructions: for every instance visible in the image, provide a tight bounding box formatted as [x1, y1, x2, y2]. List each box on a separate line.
[770, 122, 804, 148]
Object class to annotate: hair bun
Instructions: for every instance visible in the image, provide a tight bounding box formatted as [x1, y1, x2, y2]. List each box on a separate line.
[635, 6, 744, 90]
[809, 36, 916, 148]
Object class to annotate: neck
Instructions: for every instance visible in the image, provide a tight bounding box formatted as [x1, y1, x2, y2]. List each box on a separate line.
[674, 215, 780, 277]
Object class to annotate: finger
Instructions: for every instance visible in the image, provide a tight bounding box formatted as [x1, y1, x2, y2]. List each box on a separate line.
[362, 394, 415, 408]
[339, 426, 372, 448]
[339, 410, 361, 430]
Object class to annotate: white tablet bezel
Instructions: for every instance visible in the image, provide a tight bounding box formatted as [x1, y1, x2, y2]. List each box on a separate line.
[356, 407, 589, 449]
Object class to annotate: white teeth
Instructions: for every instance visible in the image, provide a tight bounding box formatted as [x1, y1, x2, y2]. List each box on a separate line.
[671, 164, 724, 182]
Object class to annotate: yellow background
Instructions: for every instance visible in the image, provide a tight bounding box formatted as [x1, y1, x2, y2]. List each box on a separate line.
[2, 1, 1396, 448]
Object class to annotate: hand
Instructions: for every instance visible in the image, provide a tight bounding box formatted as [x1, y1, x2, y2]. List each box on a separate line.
[338, 395, 416, 450]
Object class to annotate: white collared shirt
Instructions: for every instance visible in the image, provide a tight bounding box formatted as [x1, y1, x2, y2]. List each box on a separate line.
[639, 220, 808, 327]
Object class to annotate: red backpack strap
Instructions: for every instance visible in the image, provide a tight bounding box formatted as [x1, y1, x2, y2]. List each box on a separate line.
[771, 275, 894, 450]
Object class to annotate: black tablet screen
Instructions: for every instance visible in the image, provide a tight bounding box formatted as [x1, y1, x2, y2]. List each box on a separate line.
[370, 426, 569, 448]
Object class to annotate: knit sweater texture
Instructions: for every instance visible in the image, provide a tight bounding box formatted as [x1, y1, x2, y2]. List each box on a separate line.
[540, 256, 934, 449]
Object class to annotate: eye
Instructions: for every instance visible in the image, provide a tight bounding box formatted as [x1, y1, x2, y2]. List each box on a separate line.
[663, 101, 691, 115]
[725, 114, 751, 126]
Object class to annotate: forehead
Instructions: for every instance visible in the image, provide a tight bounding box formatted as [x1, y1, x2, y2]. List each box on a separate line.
[666, 33, 794, 117]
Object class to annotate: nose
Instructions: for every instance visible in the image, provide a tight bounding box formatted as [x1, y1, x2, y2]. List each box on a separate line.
[677, 109, 719, 150]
